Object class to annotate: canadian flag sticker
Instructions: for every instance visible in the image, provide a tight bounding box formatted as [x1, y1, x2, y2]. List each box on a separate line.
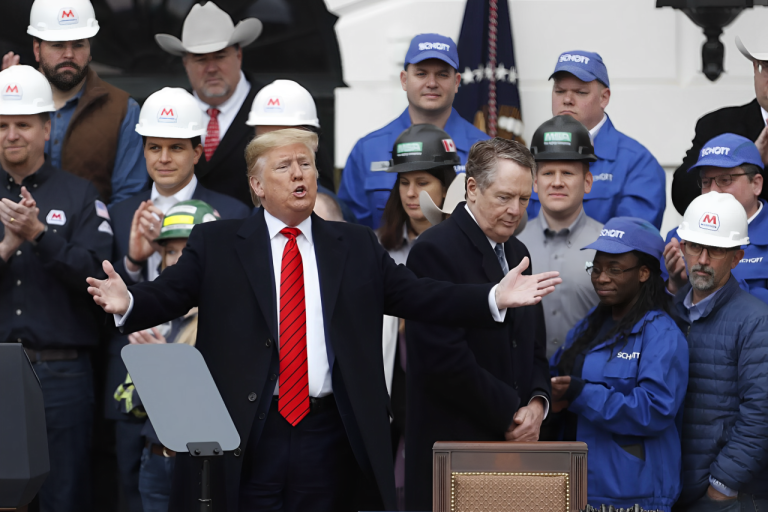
[46, 209, 67, 226]
[442, 139, 457, 152]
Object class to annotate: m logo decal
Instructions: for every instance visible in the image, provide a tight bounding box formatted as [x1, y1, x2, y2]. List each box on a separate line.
[157, 107, 177, 123]
[58, 8, 78, 25]
[2, 84, 21, 100]
[264, 97, 284, 113]
[699, 212, 719, 231]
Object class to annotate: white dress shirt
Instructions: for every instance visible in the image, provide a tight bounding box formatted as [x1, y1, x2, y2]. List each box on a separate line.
[588, 113, 608, 144]
[761, 106, 768, 126]
[195, 71, 251, 145]
[125, 176, 198, 283]
[464, 204, 550, 418]
[263, 210, 332, 397]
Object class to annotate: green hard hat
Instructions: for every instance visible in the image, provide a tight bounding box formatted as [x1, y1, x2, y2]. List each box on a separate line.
[155, 199, 220, 242]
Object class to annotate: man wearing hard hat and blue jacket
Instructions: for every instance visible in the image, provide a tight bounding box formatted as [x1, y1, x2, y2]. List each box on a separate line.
[665, 134, 768, 305]
[527, 51, 666, 229]
[670, 192, 768, 511]
[338, 33, 489, 229]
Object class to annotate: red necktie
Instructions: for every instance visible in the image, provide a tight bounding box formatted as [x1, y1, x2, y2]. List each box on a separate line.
[204, 108, 220, 161]
[278, 227, 310, 426]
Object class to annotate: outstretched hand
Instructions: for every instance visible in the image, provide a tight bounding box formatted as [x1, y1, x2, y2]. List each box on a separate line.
[86, 260, 131, 315]
[495, 257, 561, 309]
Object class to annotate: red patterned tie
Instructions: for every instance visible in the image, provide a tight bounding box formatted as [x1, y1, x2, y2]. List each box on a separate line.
[204, 108, 220, 161]
[278, 227, 310, 426]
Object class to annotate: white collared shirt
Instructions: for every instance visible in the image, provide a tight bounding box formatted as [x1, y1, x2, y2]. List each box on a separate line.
[588, 113, 608, 143]
[195, 71, 251, 144]
[125, 176, 198, 283]
[761, 106, 768, 126]
[263, 210, 332, 397]
[464, 203, 549, 418]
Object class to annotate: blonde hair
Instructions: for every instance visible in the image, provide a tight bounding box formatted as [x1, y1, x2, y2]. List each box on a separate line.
[244, 128, 319, 206]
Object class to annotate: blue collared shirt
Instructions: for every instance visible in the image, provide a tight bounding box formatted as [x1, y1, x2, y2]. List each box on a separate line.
[683, 285, 724, 323]
[338, 107, 490, 228]
[45, 84, 147, 204]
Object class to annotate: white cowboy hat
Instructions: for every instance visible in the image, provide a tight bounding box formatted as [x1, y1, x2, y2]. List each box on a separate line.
[419, 172, 528, 235]
[155, 2, 262, 56]
[419, 173, 466, 226]
[736, 36, 768, 63]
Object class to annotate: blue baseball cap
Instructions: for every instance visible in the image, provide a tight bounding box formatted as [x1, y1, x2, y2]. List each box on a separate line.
[550, 50, 609, 88]
[688, 133, 764, 173]
[404, 33, 459, 70]
[582, 217, 665, 262]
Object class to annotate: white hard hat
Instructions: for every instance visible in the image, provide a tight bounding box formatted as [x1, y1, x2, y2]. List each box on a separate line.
[246, 80, 320, 128]
[677, 191, 749, 248]
[0, 65, 55, 115]
[27, 0, 100, 41]
[135, 88, 206, 139]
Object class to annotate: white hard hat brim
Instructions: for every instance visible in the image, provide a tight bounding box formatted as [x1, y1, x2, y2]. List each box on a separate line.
[27, 24, 100, 42]
[155, 18, 262, 57]
[245, 115, 320, 128]
[736, 36, 768, 63]
[0, 105, 55, 115]
[677, 226, 749, 248]
[135, 125, 207, 139]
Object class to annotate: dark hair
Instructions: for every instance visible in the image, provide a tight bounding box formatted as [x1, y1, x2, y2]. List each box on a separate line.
[39, 112, 50, 124]
[741, 163, 762, 182]
[378, 166, 456, 251]
[557, 250, 670, 376]
[141, 136, 202, 148]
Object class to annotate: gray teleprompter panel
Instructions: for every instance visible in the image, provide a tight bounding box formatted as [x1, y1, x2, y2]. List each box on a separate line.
[122, 343, 240, 453]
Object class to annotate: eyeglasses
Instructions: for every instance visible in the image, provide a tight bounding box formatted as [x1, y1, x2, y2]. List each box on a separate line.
[697, 173, 750, 189]
[682, 241, 735, 260]
[586, 264, 640, 278]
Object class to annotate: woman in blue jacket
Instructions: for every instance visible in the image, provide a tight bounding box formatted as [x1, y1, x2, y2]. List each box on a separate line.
[550, 217, 689, 512]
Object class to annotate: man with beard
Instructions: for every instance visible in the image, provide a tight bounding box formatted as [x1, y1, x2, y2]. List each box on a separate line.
[2, 0, 147, 204]
[155, 2, 264, 206]
[668, 192, 768, 511]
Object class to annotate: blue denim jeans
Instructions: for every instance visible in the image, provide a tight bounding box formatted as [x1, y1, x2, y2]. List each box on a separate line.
[138, 445, 176, 512]
[34, 354, 94, 512]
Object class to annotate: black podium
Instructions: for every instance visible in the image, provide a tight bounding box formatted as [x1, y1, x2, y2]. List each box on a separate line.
[0, 344, 49, 510]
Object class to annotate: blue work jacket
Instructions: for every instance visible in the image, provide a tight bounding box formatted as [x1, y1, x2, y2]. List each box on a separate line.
[665, 199, 768, 305]
[529, 115, 666, 229]
[550, 309, 689, 511]
[337, 107, 489, 228]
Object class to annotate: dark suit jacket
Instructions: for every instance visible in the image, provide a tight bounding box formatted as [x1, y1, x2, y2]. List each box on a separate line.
[121, 208, 498, 512]
[104, 183, 250, 421]
[404, 203, 551, 511]
[671, 99, 766, 215]
[195, 76, 260, 207]
[194, 76, 335, 204]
